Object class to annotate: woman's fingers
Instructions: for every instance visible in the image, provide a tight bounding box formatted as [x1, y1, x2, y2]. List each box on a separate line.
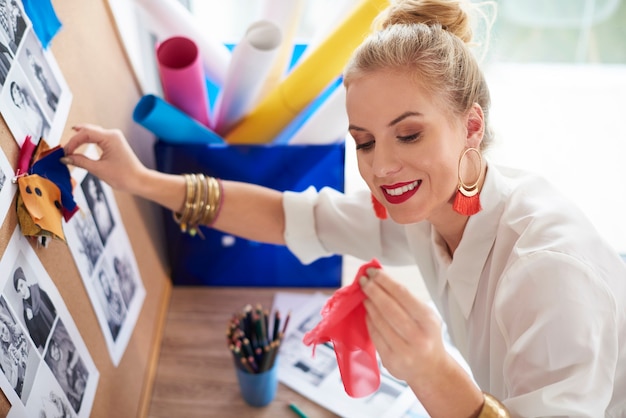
[360, 267, 445, 382]
[59, 153, 98, 172]
[61, 124, 145, 192]
[363, 268, 440, 332]
[63, 124, 104, 155]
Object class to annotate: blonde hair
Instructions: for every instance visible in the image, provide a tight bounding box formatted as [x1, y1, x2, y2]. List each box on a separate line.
[344, 0, 495, 149]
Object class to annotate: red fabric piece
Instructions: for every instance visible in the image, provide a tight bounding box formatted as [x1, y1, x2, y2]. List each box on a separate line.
[17, 135, 36, 175]
[303, 259, 382, 398]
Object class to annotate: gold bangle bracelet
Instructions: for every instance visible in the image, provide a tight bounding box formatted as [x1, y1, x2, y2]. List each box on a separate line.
[173, 173, 195, 230]
[477, 392, 509, 418]
[202, 176, 221, 226]
[210, 177, 223, 225]
[189, 173, 205, 228]
[182, 173, 198, 232]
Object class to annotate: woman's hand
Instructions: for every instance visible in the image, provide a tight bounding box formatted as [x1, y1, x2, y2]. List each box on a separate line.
[359, 268, 446, 386]
[62, 124, 148, 194]
[359, 268, 484, 417]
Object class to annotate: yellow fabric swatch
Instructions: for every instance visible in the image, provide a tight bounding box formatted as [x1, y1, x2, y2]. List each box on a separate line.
[18, 174, 65, 241]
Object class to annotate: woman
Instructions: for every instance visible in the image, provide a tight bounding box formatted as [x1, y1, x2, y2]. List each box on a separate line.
[26, 48, 59, 112]
[0, 313, 27, 396]
[13, 266, 56, 350]
[97, 269, 125, 341]
[113, 256, 136, 308]
[61, 0, 626, 416]
[9, 80, 48, 140]
[46, 336, 87, 412]
[82, 174, 115, 245]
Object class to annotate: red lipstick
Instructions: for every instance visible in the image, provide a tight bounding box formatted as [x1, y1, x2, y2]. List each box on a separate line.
[381, 180, 421, 204]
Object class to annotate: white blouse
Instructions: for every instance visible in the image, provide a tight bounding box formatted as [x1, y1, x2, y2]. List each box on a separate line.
[283, 163, 626, 417]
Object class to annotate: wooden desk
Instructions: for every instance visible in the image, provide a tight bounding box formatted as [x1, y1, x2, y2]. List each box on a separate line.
[147, 287, 340, 418]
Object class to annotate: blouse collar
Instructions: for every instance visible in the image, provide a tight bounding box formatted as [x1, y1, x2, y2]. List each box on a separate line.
[435, 161, 509, 318]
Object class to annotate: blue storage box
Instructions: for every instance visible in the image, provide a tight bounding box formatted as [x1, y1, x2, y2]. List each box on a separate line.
[154, 141, 345, 287]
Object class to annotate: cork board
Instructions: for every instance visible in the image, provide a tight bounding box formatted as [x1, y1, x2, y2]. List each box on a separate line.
[0, 0, 172, 416]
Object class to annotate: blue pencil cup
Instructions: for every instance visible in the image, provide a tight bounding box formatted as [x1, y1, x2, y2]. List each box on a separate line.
[154, 140, 345, 287]
[235, 358, 279, 407]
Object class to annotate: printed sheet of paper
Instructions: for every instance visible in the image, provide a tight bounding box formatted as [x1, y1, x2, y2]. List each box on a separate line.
[272, 292, 426, 418]
[273, 292, 475, 418]
[0, 146, 17, 225]
[0, 0, 71, 147]
[0, 227, 98, 418]
[64, 162, 146, 367]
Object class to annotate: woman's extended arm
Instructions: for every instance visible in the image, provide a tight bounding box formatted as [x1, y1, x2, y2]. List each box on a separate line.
[62, 124, 286, 245]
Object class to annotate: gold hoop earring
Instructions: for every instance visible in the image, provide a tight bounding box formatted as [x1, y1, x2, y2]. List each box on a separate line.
[453, 147, 483, 215]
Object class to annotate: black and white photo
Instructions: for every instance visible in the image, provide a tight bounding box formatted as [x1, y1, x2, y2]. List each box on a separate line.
[44, 319, 89, 414]
[18, 29, 61, 118]
[80, 173, 115, 247]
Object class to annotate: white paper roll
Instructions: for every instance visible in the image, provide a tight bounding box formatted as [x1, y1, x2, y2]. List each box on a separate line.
[257, 0, 305, 96]
[288, 83, 348, 145]
[134, 0, 231, 86]
[213, 20, 282, 135]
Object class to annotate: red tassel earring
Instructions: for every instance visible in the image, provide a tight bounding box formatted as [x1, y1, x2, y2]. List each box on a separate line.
[453, 147, 483, 216]
[371, 194, 387, 219]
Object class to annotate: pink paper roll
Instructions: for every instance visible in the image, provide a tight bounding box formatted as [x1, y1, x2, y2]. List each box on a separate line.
[156, 36, 211, 128]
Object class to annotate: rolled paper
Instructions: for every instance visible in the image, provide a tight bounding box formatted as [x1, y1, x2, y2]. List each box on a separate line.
[156, 36, 212, 128]
[294, 0, 362, 67]
[133, 94, 223, 144]
[285, 79, 348, 145]
[256, 0, 305, 98]
[272, 77, 348, 144]
[213, 20, 282, 136]
[135, 0, 230, 86]
[225, 0, 388, 144]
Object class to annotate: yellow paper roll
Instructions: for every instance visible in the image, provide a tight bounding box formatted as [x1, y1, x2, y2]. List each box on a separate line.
[225, 0, 388, 144]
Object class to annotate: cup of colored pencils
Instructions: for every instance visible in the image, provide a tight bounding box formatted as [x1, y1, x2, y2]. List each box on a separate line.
[227, 303, 290, 407]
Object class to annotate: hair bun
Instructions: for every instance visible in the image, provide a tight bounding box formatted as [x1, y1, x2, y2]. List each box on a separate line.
[375, 0, 473, 43]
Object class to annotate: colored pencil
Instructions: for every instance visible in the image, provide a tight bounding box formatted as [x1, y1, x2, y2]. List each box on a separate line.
[289, 403, 308, 418]
[227, 303, 286, 373]
[272, 310, 281, 342]
[281, 310, 291, 335]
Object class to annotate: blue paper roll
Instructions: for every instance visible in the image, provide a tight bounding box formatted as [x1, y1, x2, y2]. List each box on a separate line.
[133, 94, 223, 144]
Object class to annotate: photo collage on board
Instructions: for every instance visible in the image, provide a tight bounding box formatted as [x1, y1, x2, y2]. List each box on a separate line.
[0, 0, 70, 148]
[0, 229, 98, 418]
[64, 160, 146, 367]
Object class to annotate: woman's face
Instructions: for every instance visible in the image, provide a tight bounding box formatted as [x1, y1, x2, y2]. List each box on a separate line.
[11, 83, 23, 108]
[99, 272, 111, 295]
[346, 70, 478, 225]
[16, 278, 30, 300]
[49, 341, 60, 361]
[0, 322, 10, 343]
[87, 178, 98, 199]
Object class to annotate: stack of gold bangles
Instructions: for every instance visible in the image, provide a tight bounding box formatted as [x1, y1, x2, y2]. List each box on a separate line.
[172, 173, 223, 237]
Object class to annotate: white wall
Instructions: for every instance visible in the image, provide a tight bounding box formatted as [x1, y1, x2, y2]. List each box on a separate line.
[486, 63, 626, 254]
